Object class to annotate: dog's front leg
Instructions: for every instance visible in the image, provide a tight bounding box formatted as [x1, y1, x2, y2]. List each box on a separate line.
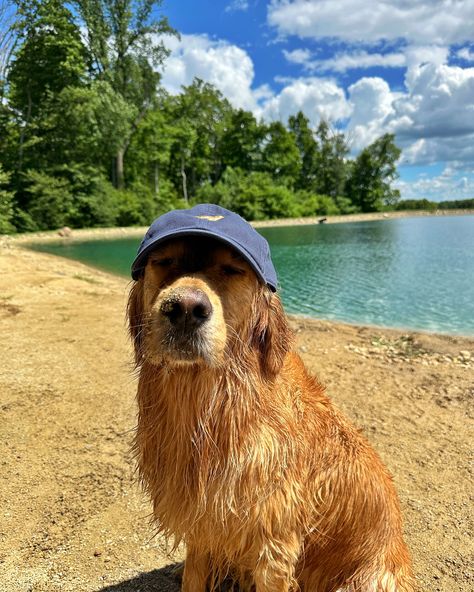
[253, 536, 300, 592]
[253, 565, 298, 592]
[182, 545, 209, 592]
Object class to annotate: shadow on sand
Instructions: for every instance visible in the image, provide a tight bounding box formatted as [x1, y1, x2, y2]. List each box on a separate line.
[97, 562, 240, 591]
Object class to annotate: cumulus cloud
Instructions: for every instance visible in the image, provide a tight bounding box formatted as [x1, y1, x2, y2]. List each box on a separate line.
[345, 59, 474, 166]
[395, 63, 474, 143]
[396, 167, 474, 201]
[400, 133, 474, 168]
[268, 0, 474, 46]
[347, 77, 399, 149]
[268, 2, 474, 174]
[160, 34, 259, 111]
[260, 77, 352, 125]
[457, 47, 474, 62]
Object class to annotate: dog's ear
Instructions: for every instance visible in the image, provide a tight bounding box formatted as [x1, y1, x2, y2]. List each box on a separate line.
[127, 280, 145, 365]
[253, 290, 293, 380]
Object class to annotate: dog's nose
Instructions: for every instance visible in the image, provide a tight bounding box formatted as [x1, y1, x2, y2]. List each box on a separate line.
[160, 288, 212, 329]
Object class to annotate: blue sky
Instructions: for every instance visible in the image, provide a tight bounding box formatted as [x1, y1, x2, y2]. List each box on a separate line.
[157, 1, 474, 201]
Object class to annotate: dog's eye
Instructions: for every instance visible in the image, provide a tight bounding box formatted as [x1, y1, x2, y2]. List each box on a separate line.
[221, 264, 245, 276]
[152, 257, 174, 267]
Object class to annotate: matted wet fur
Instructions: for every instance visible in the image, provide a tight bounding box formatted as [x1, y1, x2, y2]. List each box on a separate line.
[128, 236, 414, 592]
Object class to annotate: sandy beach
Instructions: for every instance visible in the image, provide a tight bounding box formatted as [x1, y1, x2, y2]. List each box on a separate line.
[0, 225, 472, 591]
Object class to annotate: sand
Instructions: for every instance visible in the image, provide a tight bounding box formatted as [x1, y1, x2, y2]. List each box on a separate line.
[0, 230, 472, 591]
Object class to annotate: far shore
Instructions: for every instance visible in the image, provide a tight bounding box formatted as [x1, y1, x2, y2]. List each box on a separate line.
[2, 208, 473, 245]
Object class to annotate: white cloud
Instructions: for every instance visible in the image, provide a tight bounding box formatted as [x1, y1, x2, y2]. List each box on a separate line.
[347, 77, 399, 149]
[160, 34, 260, 111]
[399, 133, 474, 169]
[284, 48, 406, 73]
[268, 0, 474, 46]
[261, 77, 352, 125]
[396, 168, 474, 201]
[394, 63, 474, 146]
[311, 50, 406, 73]
[225, 0, 249, 13]
[341, 53, 474, 168]
[283, 48, 312, 65]
[457, 47, 474, 62]
[405, 45, 450, 69]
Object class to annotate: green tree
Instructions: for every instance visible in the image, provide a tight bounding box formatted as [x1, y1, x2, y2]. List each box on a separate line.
[260, 121, 300, 186]
[6, 0, 87, 193]
[8, 0, 86, 118]
[163, 80, 233, 200]
[395, 199, 437, 212]
[288, 111, 318, 190]
[0, 164, 14, 232]
[292, 190, 341, 217]
[126, 100, 175, 201]
[346, 133, 401, 212]
[52, 81, 135, 173]
[74, 0, 177, 188]
[22, 168, 74, 229]
[220, 109, 265, 172]
[313, 120, 349, 199]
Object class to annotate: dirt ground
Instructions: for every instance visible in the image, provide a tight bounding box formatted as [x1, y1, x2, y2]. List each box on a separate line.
[0, 236, 472, 592]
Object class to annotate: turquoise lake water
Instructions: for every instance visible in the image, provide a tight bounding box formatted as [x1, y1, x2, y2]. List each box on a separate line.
[29, 215, 474, 335]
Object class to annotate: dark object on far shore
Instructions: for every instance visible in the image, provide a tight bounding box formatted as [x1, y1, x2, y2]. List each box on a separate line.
[318, 217, 327, 224]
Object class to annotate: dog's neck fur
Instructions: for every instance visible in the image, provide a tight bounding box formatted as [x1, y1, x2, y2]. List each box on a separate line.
[134, 355, 290, 546]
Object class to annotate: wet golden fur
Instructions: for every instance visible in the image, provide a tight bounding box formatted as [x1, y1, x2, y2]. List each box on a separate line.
[128, 237, 414, 591]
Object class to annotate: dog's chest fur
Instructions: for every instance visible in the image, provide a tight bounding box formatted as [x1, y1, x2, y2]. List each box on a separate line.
[135, 361, 314, 554]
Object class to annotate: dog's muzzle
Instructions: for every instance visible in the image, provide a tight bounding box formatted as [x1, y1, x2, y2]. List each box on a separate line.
[150, 281, 225, 366]
[160, 287, 213, 332]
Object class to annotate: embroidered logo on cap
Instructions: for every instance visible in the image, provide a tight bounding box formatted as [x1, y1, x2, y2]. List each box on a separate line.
[195, 215, 224, 221]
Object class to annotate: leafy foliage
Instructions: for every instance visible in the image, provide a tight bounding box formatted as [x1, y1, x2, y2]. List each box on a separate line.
[345, 134, 401, 211]
[396, 198, 474, 211]
[0, 164, 14, 232]
[1, 1, 457, 236]
[22, 169, 74, 230]
[196, 168, 297, 220]
[74, 0, 177, 188]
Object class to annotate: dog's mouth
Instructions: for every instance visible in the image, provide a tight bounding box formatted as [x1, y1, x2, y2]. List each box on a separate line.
[160, 327, 212, 363]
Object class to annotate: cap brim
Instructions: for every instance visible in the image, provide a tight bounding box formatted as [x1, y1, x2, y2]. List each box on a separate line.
[131, 228, 276, 291]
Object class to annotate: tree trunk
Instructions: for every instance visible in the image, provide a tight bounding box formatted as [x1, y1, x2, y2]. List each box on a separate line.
[115, 147, 125, 190]
[154, 161, 159, 200]
[181, 155, 188, 203]
[17, 85, 32, 193]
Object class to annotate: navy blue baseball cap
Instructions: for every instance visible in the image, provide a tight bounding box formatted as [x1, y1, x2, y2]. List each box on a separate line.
[131, 204, 278, 291]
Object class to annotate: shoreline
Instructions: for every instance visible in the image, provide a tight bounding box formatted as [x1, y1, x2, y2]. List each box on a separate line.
[2, 207, 473, 245]
[0, 242, 472, 591]
[3, 209, 473, 339]
[289, 313, 474, 341]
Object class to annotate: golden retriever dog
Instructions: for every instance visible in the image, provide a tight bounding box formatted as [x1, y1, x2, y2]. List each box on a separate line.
[128, 208, 414, 592]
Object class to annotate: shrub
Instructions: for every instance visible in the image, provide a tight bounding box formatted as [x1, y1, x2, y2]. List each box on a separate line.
[0, 166, 15, 234]
[293, 191, 341, 217]
[194, 168, 298, 220]
[23, 170, 74, 230]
